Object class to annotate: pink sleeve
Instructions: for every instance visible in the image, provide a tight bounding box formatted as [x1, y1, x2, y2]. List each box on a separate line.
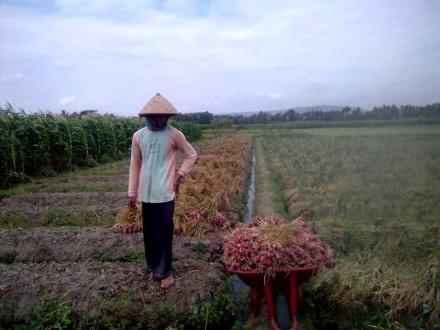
[174, 130, 197, 177]
[128, 132, 142, 198]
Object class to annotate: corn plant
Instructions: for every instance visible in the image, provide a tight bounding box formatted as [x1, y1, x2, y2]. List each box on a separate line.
[0, 105, 145, 188]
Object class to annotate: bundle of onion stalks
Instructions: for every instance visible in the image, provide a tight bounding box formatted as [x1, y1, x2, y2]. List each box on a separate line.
[112, 135, 252, 237]
[174, 135, 252, 238]
[112, 206, 142, 233]
[224, 216, 335, 274]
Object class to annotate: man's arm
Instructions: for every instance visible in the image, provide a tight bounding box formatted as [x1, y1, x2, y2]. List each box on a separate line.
[128, 132, 142, 210]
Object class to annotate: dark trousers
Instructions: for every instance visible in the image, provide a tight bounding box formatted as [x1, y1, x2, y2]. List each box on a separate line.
[141, 200, 174, 280]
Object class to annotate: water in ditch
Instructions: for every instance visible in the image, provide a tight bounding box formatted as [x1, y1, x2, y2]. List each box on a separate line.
[243, 153, 256, 224]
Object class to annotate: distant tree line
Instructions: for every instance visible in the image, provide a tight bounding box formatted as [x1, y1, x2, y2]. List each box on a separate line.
[175, 103, 440, 126]
[175, 111, 213, 125]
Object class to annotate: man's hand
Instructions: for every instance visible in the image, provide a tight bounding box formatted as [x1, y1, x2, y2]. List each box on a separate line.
[128, 196, 137, 211]
[174, 174, 184, 199]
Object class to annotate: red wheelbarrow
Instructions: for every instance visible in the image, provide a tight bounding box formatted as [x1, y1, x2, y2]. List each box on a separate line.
[231, 267, 317, 330]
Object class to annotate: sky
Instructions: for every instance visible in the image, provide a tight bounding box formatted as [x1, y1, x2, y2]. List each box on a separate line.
[0, 0, 439, 116]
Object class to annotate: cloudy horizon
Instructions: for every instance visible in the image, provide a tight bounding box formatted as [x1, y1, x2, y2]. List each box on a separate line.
[1, 0, 439, 116]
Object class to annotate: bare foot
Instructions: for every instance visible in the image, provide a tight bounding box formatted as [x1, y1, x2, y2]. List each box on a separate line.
[160, 276, 175, 289]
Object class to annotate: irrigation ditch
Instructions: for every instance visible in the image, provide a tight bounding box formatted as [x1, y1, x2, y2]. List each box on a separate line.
[231, 152, 255, 323]
[230, 145, 293, 330]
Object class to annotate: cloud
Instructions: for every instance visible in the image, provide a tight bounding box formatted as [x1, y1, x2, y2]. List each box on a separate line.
[59, 96, 75, 104]
[0, 73, 24, 81]
[255, 92, 283, 100]
[1, 1, 439, 114]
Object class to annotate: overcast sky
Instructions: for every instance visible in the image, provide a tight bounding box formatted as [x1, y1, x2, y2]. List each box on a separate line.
[1, 0, 439, 115]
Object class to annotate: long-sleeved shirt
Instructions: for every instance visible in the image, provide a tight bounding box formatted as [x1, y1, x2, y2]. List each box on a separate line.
[128, 125, 197, 203]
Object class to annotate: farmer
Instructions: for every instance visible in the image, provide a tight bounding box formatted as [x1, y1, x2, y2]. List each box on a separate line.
[128, 93, 197, 289]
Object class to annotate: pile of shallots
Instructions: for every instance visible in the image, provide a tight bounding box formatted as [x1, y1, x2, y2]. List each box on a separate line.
[224, 216, 335, 273]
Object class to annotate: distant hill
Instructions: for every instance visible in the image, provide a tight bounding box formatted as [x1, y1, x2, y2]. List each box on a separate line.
[222, 105, 344, 116]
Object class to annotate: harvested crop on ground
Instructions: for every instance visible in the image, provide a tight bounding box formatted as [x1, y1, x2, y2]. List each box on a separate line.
[175, 135, 252, 237]
[113, 135, 252, 238]
[112, 206, 143, 233]
[224, 216, 335, 274]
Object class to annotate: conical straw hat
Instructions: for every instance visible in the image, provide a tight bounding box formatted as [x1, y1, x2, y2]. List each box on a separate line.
[138, 93, 179, 116]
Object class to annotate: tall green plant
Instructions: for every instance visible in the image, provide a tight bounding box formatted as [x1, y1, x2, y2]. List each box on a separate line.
[0, 106, 144, 189]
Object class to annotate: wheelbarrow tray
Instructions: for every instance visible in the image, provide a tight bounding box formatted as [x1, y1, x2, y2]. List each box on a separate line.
[231, 267, 317, 291]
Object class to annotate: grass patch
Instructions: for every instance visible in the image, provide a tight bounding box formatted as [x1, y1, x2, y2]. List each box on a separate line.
[11, 297, 76, 330]
[0, 210, 114, 229]
[91, 251, 145, 264]
[185, 283, 238, 329]
[254, 138, 288, 218]
[89, 292, 179, 329]
[10, 292, 178, 330]
[0, 159, 129, 199]
[191, 241, 220, 262]
[0, 210, 30, 228]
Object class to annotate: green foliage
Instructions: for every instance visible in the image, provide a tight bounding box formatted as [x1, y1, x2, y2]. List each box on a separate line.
[185, 288, 237, 329]
[0, 105, 143, 189]
[3, 171, 31, 187]
[170, 121, 202, 141]
[0, 210, 29, 228]
[88, 292, 179, 330]
[220, 103, 440, 125]
[176, 111, 213, 125]
[13, 297, 76, 330]
[42, 167, 57, 177]
[0, 209, 114, 229]
[210, 117, 234, 129]
[191, 241, 219, 262]
[91, 251, 145, 264]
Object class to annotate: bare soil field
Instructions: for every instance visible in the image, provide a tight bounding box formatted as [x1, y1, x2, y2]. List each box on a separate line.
[0, 138, 249, 329]
[0, 228, 226, 327]
[0, 192, 127, 222]
[7, 175, 128, 194]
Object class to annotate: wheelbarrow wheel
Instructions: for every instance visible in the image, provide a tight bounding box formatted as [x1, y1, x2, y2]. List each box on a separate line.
[275, 293, 292, 329]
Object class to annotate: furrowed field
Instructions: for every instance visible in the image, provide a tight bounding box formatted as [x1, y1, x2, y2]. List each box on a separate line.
[258, 126, 440, 329]
[0, 110, 254, 329]
[1, 111, 439, 329]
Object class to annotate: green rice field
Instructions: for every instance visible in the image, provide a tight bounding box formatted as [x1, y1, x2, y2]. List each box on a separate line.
[259, 125, 440, 329]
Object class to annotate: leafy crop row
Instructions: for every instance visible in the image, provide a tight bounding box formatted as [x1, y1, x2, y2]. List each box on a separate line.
[0, 106, 203, 190]
[0, 107, 142, 188]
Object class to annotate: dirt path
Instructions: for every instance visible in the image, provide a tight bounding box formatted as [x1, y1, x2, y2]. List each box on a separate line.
[254, 137, 288, 218]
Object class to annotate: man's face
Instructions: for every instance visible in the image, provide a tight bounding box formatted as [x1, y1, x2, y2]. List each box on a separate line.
[151, 115, 169, 128]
